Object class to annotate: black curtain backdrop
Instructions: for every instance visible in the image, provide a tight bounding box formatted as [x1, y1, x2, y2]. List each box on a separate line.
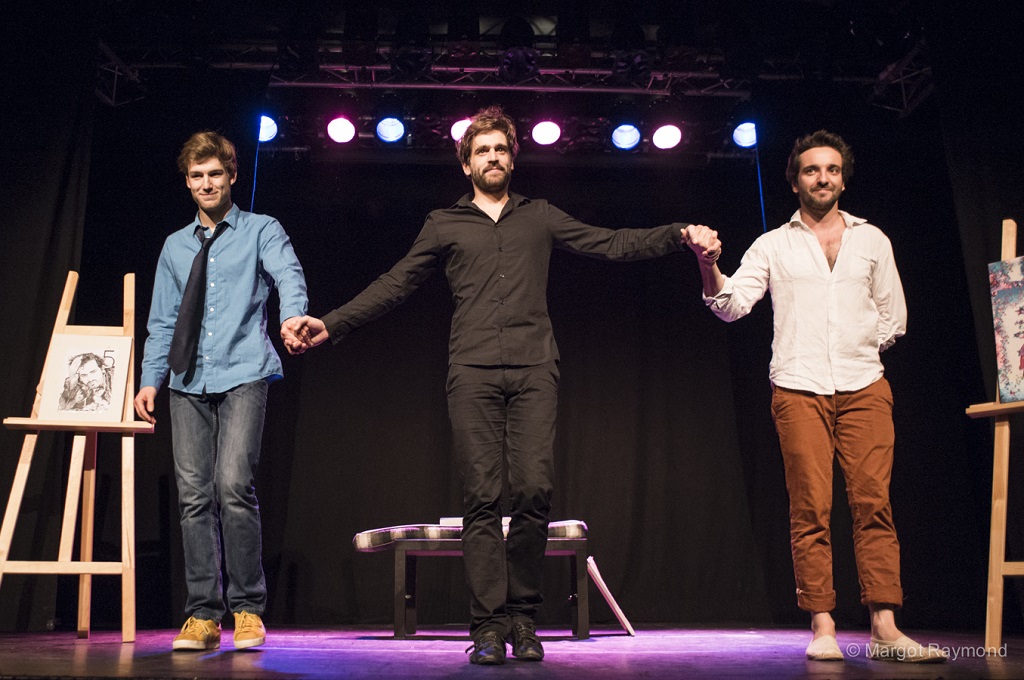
[1, 2, 1018, 635]
[930, 1, 1024, 629]
[0, 3, 97, 631]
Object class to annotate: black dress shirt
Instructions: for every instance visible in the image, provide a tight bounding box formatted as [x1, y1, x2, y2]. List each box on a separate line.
[322, 193, 688, 366]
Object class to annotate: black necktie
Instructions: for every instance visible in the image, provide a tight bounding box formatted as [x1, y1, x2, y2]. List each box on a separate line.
[167, 225, 225, 375]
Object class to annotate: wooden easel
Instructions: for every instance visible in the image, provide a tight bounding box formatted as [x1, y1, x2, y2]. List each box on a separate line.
[966, 218, 1023, 651]
[0, 272, 153, 642]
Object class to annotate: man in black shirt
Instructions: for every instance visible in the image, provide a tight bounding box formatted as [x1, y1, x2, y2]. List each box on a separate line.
[283, 106, 713, 665]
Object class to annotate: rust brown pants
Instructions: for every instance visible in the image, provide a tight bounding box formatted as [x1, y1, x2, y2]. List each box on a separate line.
[770, 377, 903, 613]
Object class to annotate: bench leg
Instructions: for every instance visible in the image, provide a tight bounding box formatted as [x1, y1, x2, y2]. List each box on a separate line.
[394, 550, 417, 638]
[571, 548, 589, 639]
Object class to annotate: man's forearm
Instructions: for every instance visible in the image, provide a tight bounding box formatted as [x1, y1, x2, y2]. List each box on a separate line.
[699, 262, 725, 298]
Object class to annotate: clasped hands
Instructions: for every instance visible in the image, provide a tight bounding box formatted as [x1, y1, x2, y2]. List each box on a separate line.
[682, 224, 722, 265]
[280, 316, 329, 355]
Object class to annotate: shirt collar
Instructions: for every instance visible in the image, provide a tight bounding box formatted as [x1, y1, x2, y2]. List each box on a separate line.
[190, 203, 240, 237]
[787, 209, 866, 230]
[451, 192, 531, 211]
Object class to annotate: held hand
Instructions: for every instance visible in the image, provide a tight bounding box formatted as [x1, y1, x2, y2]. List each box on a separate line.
[280, 317, 308, 354]
[281, 316, 330, 355]
[684, 225, 722, 265]
[133, 386, 157, 424]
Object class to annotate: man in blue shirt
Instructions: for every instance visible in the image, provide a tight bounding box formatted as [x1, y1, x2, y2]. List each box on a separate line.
[134, 131, 308, 651]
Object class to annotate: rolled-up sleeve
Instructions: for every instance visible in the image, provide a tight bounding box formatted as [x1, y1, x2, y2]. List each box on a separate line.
[872, 239, 907, 351]
[704, 236, 771, 322]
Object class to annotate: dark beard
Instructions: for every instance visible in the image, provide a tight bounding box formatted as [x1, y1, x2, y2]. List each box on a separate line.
[472, 165, 510, 194]
[802, 186, 841, 212]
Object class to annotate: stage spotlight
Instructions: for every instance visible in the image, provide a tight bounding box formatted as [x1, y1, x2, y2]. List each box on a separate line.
[391, 12, 432, 78]
[446, 5, 480, 65]
[531, 120, 561, 146]
[611, 123, 641, 150]
[450, 118, 472, 142]
[498, 16, 540, 82]
[732, 122, 757, 148]
[258, 115, 278, 143]
[376, 117, 406, 143]
[609, 22, 650, 83]
[555, 6, 591, 68]
[327, 116, 356, 144]
[342, 7, 379, 66]
[652, 124, 682, 150]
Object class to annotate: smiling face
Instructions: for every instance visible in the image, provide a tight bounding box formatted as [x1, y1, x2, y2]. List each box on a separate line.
[461, 130, 514, 197]
[186, 157, 236, 224]
[792, 146, 845, 214]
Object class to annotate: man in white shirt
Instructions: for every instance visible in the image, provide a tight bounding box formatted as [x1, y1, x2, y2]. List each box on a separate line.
[685, 130, 946, 664]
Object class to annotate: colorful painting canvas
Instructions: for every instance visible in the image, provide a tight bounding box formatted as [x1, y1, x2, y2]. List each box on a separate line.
[990, 256, 1024, 402]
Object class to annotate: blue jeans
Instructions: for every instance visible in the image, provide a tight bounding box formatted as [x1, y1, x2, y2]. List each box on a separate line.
[169, 380, 268, 621]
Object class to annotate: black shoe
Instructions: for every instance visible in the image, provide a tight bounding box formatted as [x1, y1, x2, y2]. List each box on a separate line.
[467, 631, 507, 665]
[509, 620, 544, 661]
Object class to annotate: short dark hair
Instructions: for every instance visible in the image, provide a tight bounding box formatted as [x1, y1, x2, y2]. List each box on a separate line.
[178, 131, 238, 177]
[455, 106, 519, 166]
[785, 130, 854, 186]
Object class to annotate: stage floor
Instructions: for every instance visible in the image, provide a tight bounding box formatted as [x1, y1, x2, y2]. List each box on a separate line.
[0, 626, 1018, 679]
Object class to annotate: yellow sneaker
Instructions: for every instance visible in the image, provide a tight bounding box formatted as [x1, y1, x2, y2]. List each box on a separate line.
[172, 616, 221, 650]
[233, 611, 266, 649]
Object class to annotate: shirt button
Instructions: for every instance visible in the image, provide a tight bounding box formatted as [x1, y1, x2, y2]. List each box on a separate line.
[205, 355, 210, 360]
[499, 273, 505, 278]
[209, 307, 214, 312]
[207, 331, 213, 336]
[210, 257, 215, 263]
[210, 282, 215, 287]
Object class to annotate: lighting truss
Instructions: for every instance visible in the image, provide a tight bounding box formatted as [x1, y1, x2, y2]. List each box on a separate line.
[869, 37, 934, 118]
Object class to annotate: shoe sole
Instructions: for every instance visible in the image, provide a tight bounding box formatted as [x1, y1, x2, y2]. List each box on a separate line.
[172, 640, 220, 651]
[234, 637, 266, 650]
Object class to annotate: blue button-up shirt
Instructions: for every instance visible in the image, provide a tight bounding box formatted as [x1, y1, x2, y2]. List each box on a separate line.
[141, 204, 308, 394]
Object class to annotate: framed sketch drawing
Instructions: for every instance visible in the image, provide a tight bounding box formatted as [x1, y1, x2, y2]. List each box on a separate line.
[38, 334, 133, 422]
[990, 256, 1024, 403]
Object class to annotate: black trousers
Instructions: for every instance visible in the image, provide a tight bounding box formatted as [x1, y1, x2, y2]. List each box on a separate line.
[446, 362, 559, 637]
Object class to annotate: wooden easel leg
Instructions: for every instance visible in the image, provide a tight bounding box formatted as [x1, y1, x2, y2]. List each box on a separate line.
[120, 435, 136, 643]
[59, 435, 87, 563]
[77, 432, 98, 639]
[986, 417, 1011, 651]
[0, 434, 40, 590]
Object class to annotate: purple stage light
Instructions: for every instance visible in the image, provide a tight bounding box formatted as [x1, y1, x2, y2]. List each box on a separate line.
[327, 117, 356, 144]
[450, 118, 472, 142]
[531, 120, 561, 146]
[652, 124, 682, 150]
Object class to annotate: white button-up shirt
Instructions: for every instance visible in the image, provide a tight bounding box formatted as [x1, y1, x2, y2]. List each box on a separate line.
[705, 210, 907, 395]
